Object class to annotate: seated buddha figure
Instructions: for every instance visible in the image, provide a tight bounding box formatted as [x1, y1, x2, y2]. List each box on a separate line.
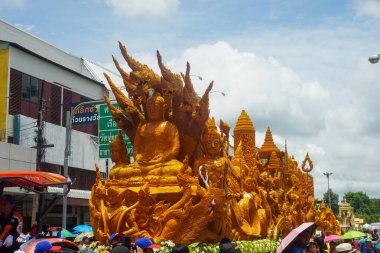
[115, 92, 190, 179]
[109, 131, 136, 179]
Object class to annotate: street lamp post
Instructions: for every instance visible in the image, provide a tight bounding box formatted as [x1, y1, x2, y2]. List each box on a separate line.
[323, 172, 333, 208]
[190, 74, 202, 81]
[210, 91, 226, 96]
[368, 53, 380, 64]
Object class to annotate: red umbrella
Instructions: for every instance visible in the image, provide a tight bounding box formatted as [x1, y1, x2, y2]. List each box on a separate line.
[324, 234, 342, 243]
[276, 222, 318, 253]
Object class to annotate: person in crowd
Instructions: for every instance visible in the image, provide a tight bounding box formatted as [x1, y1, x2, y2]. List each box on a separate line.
[328, 241, 337, 253]
[363, 238, 375, 253]
[80, 236, 92, 250]
[336, 243, 358, 253]
[314, 236, 328, 253]
[34, 241, 62, 253]
[132, 237, 160, 253]
[373, 230, 379, 242]
[285, 230, 312, 253]
[172, 244, 189, 253]
[110, 233, 125, 248]
[111, 245, 130, 253]
[353, 239, 361, 251]
[30, 224, 38, 239]
[219, 242, 242, 253]
[359, 238, 367, 251]
[374, 243, 380, 253]
[308, 241, 319, 253]
[220, 238, 241, 253]
[40, 224, 51, 238]
[0, 195, 23, 253]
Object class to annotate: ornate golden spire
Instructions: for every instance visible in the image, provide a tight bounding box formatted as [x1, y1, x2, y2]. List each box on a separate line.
[234, 110, 255, 132]
[267, 151, 281, 173]
[233, 110, 255, 169]
[259, 127, 282, 159]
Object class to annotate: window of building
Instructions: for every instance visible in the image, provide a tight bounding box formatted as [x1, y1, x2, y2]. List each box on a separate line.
[21, 73, 39, 103]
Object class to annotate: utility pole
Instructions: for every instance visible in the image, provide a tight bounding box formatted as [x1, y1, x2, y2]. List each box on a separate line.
[32, 81, 46, 229]
[62, 111, 71, 228]
[36, 81, 46, 171]
[323, 172, 333, 208]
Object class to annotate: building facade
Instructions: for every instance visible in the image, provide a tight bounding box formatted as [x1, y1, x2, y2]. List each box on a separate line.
[0, 19, 122, 231]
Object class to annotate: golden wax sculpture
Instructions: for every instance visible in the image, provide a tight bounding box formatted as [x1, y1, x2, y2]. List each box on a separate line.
[315, 201, 341, 235]
[89, 42, 336, 244]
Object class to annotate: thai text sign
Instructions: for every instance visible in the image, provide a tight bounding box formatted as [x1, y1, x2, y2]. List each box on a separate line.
[98, 103, 133, 159]
[71, 102, 99, 126]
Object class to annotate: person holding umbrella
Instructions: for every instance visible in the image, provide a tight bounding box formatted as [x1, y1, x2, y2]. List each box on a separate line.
[363, 238, 375, 253]
[277, 222, 318, 253]
[307, 241, 319, 253]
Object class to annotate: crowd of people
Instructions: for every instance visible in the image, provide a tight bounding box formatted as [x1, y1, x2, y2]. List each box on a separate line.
[20, 233, 242, 253]
[2, 193, 380, 253]
[0, 193, 242, 253]
[75, 233, 242, 253]
[287, 229, 380, 253]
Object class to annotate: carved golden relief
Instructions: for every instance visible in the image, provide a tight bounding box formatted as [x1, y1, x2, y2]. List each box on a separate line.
[90, 43, 340, 244]
[315, 201, 341, 235]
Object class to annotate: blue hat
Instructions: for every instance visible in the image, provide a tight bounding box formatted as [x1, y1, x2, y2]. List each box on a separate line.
[1, 195, 15, 204]
[35, 241, 61, 253]
[133, 237, 160, 250]
[110, 232, 124, 243]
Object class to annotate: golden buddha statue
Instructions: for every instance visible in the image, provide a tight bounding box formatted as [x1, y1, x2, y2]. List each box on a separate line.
[112, 92, 191, 179]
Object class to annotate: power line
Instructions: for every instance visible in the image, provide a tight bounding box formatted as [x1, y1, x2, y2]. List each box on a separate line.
[0, 121, 37, 134]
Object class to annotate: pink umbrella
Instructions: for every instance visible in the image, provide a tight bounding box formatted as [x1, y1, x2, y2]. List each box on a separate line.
[276, 222, 318, 253]
[324, 234, 342, 243]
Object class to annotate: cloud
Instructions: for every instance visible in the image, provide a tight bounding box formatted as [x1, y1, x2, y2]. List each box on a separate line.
[164, 41, 329, 138]
[14, 24, 35, 32]
[105, 0, 179, 18]
[0, 0, 25, 8]
[352, 0, 380, 18]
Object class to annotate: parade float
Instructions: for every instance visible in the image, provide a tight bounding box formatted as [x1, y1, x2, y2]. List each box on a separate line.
[89, 42, 340, 248]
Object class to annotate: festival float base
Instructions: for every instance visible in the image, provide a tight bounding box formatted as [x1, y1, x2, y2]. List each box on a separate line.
[89, 42, 341, 245]
[83, 239, 280, 253]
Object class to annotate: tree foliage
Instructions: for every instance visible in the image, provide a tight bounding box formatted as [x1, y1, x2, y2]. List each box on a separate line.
[323, 189, 339, 214]
[343, 191, 380, 223]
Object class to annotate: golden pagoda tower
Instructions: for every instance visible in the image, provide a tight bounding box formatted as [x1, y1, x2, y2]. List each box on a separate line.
[233, 110, 255, 169]
[258, 127, 283, 159]
[267, 150, 281, 177]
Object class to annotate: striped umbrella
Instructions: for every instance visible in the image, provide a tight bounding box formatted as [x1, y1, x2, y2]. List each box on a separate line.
[74, 232, 94, 243]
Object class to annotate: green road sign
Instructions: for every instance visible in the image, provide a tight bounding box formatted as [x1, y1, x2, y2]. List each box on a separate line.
[98, 103, 121, 117]
[99, 117, 119, 130]
[98, 103, 133, 159]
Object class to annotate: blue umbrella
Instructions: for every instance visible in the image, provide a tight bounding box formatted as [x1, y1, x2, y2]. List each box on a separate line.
[72, 224, 93, 233]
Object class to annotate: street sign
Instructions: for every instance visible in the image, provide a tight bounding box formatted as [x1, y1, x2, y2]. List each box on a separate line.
[71, 102, 100, 126]
[98, 103, 121, 117]
[98, 103, 133, 159]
